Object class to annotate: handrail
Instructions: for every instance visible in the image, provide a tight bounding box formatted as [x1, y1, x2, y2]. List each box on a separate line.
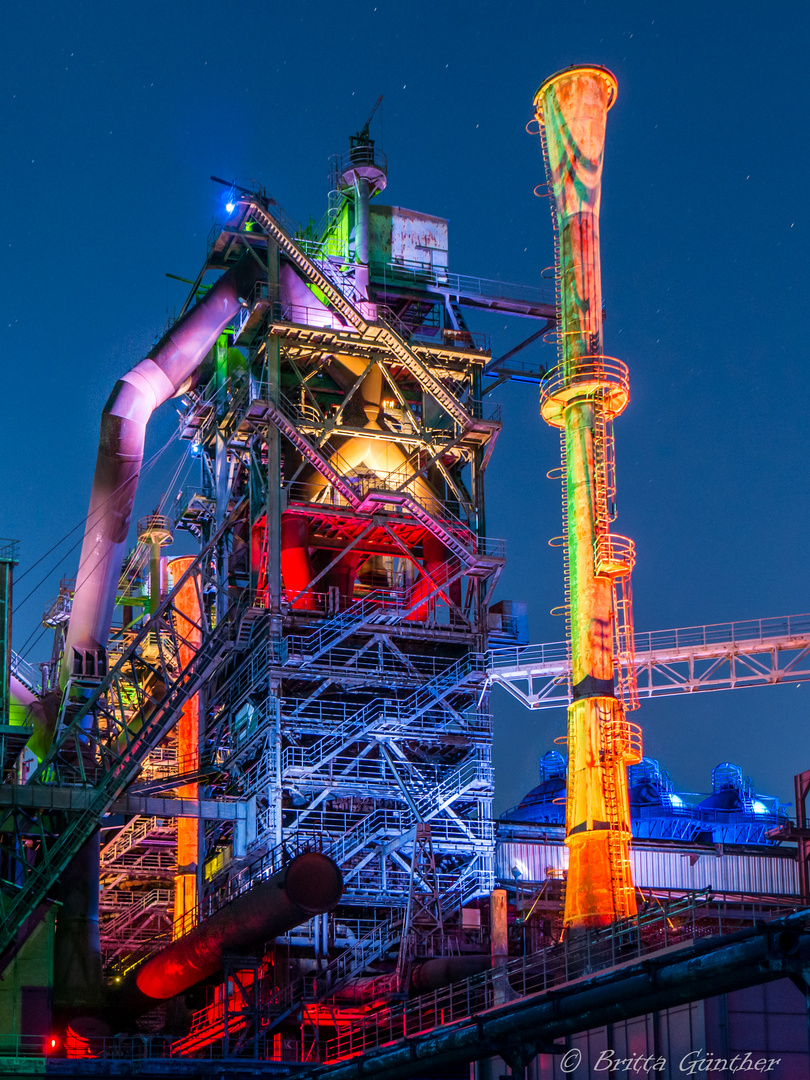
[280, 654, 485, 778]
[488, 611, 810, 674]
[324, 896, 804, 1061]
[9, 650, 40, 695]
[368, 260, 555, 307]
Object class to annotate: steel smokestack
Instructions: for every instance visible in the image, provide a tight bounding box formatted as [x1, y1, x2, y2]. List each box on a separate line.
[535, 66, 641, 930]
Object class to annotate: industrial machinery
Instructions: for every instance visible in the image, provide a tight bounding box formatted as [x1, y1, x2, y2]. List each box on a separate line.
[1, 71, 808, 1073]
[535, 66, 641, 929]
[2, 113, 548, 1055]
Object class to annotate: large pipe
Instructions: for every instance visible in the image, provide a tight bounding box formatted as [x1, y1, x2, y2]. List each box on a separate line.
[167, 557, 202, 936]
[61, 251, 264, 688]
[535, 67, 640, 930]
[410, 955, 491, 995]
[129, 851, 342, 1003]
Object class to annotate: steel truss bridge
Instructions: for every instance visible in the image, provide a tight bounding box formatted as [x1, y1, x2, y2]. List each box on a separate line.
[488, 612, 810, 709]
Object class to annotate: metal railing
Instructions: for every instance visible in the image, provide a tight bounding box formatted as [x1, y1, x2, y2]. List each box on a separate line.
[325, 894, 803, 1061]
[488, 638, 569, 672]
[0, 539, 20, 562]
[9, 650, 40, 694]
[369, 260, 555, 307]
[489, 611, 810, 675]
[634, 611, 810, 654]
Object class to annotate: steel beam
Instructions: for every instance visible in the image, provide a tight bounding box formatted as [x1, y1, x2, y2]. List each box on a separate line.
[488, 612, 810, 709]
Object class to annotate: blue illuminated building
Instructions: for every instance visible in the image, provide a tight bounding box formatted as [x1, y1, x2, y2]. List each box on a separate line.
[504, 754, 790, 846]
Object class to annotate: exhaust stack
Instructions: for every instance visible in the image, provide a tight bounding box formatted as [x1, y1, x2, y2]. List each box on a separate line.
[534, 66, 641, 929]
[61, 251, 264, 688]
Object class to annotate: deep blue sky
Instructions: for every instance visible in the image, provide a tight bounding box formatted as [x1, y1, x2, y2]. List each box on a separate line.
[3, 1, 808, 813]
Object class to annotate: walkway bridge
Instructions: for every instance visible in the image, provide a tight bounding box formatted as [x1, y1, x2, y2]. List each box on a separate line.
[488, 612, 810, 709]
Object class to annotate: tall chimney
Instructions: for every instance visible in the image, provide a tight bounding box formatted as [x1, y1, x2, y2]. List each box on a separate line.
[535, 66, 642, 930]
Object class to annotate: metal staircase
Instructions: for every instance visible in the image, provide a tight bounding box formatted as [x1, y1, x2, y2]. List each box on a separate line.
[9, 650, 40, 695]
[0, 512, 244, 959]
[281, 654, 484, 782]
[290, 590, 408, 664]
[238, 197, 478, 432]
[174, 914, 403, 1057]
[313, 753, 492, 875]
[234, 385, 500, 581]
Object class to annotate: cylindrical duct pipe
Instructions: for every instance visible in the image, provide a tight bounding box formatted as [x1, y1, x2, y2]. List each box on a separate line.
[410, 954, 491, 995]
[61, 251, 264, 688]
[167, 556, 202, 937]
[535, 67, 639, 930]
[128, 851, 342, 1004]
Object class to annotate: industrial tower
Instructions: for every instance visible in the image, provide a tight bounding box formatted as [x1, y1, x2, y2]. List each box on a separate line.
[535, 66, 641, 930]
[2, 121, 561, 1052]
[3, 69, 810, 1078]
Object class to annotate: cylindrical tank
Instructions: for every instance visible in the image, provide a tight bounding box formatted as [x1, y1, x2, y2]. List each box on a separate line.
[410, 954, 491, 995]
[132, 851, 342, 1002]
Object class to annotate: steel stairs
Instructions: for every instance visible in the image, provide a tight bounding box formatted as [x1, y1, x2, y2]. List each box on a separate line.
[0, 513, 245, 959]
[281, 654, 484, 782]
[239, 197, 479, 433]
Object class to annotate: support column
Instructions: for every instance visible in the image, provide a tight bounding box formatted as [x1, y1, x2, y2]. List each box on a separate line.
[354, 175, 370, 302]
[0, 539, 18, 725]
[264, 237, 284, 850]
[266, 239, 282, 621]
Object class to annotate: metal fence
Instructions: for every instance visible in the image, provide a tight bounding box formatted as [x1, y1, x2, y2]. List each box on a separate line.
[324, 894, 803, 1061]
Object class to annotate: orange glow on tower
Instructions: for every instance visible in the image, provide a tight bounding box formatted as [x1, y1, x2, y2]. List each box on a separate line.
[168, 556, 202, 936]
[535, 66, 642, 929]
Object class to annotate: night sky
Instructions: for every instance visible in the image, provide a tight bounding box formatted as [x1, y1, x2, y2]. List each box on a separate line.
[3, 1, 808, 814]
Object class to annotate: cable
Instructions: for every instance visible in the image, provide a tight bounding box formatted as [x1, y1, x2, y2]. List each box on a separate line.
[13, 425, 186, 616]
[18, 621, 48, 659]
[13, 518, 88, 586]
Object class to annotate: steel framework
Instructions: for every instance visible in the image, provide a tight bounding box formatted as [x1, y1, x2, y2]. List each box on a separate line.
[488, 611, 810, 709]
[2, 103, 805, 1069]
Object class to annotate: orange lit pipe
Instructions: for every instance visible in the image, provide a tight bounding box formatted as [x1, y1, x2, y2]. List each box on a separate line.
[167, 557, 202, 936]
[535, 66, 640, 930]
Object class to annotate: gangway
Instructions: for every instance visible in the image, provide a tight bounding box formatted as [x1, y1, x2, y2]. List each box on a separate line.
[488, 611, 810, 709]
